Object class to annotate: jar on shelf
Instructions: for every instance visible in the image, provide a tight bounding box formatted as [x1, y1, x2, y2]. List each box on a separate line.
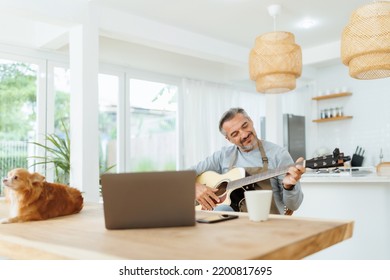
[339, 106, 344, 116]
[329, 108, 334, 118]
[335, 107, 340, 117]
[324, 109, 329, 118]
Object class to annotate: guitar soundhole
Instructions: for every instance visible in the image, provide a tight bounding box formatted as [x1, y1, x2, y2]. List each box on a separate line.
[215, 182, 228, 196]
[208, 181, 228, 205]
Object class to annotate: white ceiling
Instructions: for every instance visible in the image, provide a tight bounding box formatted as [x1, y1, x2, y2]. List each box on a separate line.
[92, 0, 368, 49]
[0, 0, 377, 68]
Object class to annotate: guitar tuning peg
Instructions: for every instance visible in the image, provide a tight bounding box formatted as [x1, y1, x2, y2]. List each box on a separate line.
[333, 148, 340, 158]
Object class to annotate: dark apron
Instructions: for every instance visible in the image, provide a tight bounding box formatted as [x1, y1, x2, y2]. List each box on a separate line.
[228, 140, 280, 214]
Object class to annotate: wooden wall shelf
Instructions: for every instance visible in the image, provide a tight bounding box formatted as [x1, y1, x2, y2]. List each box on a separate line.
[312, 116, 353, 123]
[312, 92, 352, 100]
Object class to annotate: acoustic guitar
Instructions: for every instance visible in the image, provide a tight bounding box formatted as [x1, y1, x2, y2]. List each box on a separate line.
[196, 148, 351, 211]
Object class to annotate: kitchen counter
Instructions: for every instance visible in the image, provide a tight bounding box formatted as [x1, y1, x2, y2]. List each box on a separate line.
[297, 168, 390, 260]
[301, 173, 390, 183]
[301, 167, 390, 183]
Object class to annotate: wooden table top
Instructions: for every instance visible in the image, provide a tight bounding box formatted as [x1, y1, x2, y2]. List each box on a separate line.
[0, 200, 354, 260]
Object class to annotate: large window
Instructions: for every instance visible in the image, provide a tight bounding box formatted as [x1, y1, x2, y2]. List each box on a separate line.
[0, 54, 180, 197]
[129, 78, 178, 171]
[0, 60, 38, 195]
[53, 70, 120, 176]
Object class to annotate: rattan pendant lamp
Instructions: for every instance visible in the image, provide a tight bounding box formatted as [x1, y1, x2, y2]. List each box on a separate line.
[341, 1, 390, 79]
[249, 4, 302, 94]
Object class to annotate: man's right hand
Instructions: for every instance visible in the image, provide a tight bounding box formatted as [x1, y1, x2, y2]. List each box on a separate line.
[195, 182, 220, 210]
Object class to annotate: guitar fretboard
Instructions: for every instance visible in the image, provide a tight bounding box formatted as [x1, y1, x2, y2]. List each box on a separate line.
[226, 160, 305, 190]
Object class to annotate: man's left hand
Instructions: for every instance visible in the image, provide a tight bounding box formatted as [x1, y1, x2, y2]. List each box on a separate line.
[283, 157, 306, 190]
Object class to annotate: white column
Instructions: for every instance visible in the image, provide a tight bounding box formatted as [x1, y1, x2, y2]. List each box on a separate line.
[265, 94, 283, 146]
[69, 8, 100, 202]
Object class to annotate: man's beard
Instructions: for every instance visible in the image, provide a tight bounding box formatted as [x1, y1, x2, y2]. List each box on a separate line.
[241, 143, 256, 151]
[240, 133, 257, 151]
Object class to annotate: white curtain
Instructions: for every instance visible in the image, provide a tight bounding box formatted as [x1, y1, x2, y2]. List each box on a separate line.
[180, 78, 265, 169]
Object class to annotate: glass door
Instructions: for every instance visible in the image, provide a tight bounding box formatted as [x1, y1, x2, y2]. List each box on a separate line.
[0, 60, 38, 195]
[128, 78, 178, 171]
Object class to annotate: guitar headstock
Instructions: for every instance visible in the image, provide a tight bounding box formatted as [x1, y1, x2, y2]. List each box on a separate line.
[305, 148, 351, 169]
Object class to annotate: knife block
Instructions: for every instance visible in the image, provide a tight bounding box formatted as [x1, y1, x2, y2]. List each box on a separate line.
[351, 154, 364, 167]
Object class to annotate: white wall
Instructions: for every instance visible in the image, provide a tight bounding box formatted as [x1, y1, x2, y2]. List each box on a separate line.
[310, 64, 390, 166]
[279, 62, 390, 167]
[98, 37, 250, 88]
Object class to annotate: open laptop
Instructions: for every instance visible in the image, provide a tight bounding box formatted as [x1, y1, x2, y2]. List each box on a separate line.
[101, 170, 196, 229]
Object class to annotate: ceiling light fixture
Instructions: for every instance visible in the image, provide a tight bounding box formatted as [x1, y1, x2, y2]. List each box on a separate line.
[341, 1, 390, 79]
[299, 18, 316, 29]
[249, 4, 302, 94]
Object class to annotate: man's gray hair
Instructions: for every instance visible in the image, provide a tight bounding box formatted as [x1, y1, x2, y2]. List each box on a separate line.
[218, 107, 251, 136]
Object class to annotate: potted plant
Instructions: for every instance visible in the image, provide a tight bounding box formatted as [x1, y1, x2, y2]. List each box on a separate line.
[29, 120, 70, 184]
[29, 120, 116, 186]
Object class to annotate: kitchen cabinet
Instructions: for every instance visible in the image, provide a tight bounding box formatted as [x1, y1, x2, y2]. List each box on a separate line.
[312, 92, 353, 122]
[298, 174, 390, 260]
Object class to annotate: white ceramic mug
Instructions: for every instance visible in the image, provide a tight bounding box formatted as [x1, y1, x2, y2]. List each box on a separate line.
[244, 190, 272, 222]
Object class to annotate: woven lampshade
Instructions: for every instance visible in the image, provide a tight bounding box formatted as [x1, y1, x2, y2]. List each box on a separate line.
[249, 31, 302, 93]
[341, 1, 390, 79]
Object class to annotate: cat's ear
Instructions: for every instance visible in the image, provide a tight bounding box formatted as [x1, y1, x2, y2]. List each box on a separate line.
[30, 172, 46, 184]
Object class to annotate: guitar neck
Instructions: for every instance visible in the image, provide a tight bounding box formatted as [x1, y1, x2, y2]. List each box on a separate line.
[225, 149, 351, 190]
[227, 160, 305, 190]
